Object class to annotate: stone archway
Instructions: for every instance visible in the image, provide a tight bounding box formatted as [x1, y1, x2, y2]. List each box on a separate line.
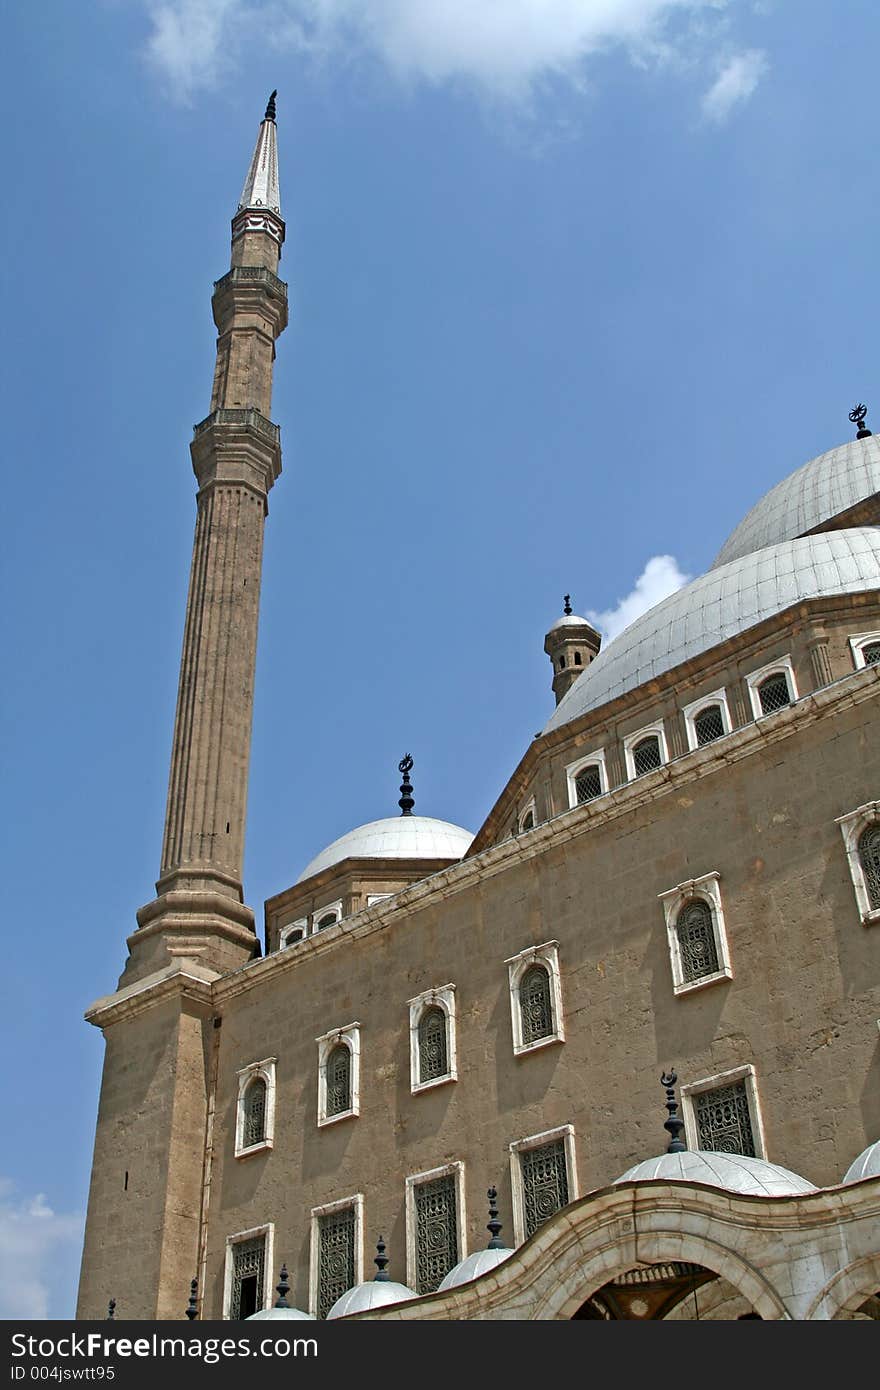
[807, 1255, 880, 1321]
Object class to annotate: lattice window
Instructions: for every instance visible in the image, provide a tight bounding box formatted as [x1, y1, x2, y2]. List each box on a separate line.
[418, 1007, 448, 1084]
[519, 965, 552, 1045]
[414, 1174, 458, 1294]
[575, 764, 602, 803]
[863, 641, 880, 666]
[757, 672, 791, 714]
[675, 899, 719, 983]
[242, 1076, 266, 1148]
[231, 1236, 266, 1320]
[520, 1139, 569, 1239]
[694, 704, 725, 745]
[318, 1207, 355, 1319]
[858, 824, 880, 911]
[694, 1080, 756, 1156]
[325, 1044, 351, 1117]
[632, 735, 662, 776]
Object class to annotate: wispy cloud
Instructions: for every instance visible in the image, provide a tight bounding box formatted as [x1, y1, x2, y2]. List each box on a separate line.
[588, 553, 690, 641]
[701, 48, 768, 122]
[0, 1179, 84, 1320]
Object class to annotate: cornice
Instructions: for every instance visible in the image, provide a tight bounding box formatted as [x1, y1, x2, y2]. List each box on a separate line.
[85, 959, 220, 1029]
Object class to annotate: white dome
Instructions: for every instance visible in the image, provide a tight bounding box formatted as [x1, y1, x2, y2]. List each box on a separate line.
[842, 1139, 880, 1184]
[437, 1246, 514, 1291]
[547, 612, 597, 634]
[296, 815, 474, 883]
[544, 527, 880, 734]
[615, 1149, 816, 1197]
[246, 1305, 314, 1320]
[713, 433, 880, 569]
[326, 1279, 418, 1319]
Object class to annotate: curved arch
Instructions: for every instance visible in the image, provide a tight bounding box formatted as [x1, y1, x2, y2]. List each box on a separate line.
[806, 1253, 880, 1321]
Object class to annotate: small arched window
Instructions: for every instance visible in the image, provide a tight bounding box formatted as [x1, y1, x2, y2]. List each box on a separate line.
[858, 824, 880, 910]
[675, 898, 720, 984]
[574, 652, 582, 666]
[757, 671, 791, 714]
[520, 809, 535, 831]
[242, 1075, 267, 1148]
[862, 641, 880, 667]
[316, 911, 338, 931]
[559, 655, 566, 669]
[418, 1007, 449, 1084]
[326, 1044, 351, 1116]
[694, 704, 725, 746]
[574, 763, 602, 804]
[632, 735, 662, 776]
[519, 965, 553, 1045]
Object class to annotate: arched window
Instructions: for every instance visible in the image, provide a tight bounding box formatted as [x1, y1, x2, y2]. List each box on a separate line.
[242, 1075, 267, 1148]
[574, 763, 602, 803]
[862, 641, 880, 666]
[520, 809, 535, 831]
[694, 704, 725, 746]
[858, 824, 880, 910]
[675, 898, 720, 984]
[559, 655, 566, 669]
[519, 965, 553, 1046]
[316, 911, 339, 931]
[632, 735, 662, 776]
[418, 1007, 448, 1084]
[325, 1044, 351, 1117]
[756, 671, 791, 714]
[574, 651, 582, 665]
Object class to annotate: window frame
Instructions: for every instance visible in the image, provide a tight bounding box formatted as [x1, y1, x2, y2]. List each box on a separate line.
[404, 1161, 466, 1295]
[564, 748, 608, 809]
[508, 1124, 578, 1247]
[658, 872, 733, 995]
[682, 689, 733, 752]
[316, 1023, 361, 1126]
[280, 918, 308, 948]
[745, 655, 798, 720]
[312, 900, 343, 933]
[849, 631, 880, 670]
[223, 1222, 274, 1319]
[836, 800, 880, 926]
[234, 1057, 277, 1158]
[680, 1064, 767, 1159]
[308, 1193, 364, 1319]
[623, 721, 669, 781]
[407, 984, 457, 1094]
[517, 799, 537, 833]
[505, 941, 564, 1056]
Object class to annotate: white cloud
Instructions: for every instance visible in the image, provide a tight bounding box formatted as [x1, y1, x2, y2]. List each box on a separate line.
[588, 553, 690, 641]
[701, 47, 767, 122]
[0, 1179, 84, 1320]
[141, 1, 756, 104]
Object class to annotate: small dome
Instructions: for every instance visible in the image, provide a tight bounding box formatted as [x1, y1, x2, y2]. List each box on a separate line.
[247, 1305, 314, 1320]
[296, 815, 474, 883]
[326, 1279, 417, 1319]
[437, 1246, 514, 1291]
[842, 1139, 880, 1184]
[615, 1149, 816, 1197]
[546, 612, 598, 635]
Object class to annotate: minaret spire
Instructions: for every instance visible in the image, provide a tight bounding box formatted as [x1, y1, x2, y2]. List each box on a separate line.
[234, 91, 283, 259]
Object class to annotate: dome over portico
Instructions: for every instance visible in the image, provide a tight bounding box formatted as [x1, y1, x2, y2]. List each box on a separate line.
[296, 815, 474, 883]
[615, 1149, 816, 1197]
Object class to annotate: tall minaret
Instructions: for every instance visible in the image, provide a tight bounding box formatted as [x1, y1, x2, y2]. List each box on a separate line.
[124, 93, 289, 984]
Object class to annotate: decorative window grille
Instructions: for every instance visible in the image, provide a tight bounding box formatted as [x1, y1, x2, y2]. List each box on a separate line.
[694, 1080, 756, 1156]
[520, 1139, 569, 1239]
[694, 704, 725, 746]
[575, 764, 602, 803]
[326, 1044, 351, 1117]
[417, 1007, 448, 1084]
[857, 824, 880, 910]
[675, 899, 719, 983]
[231, 1236, 266, 1319]
[242, 1076, 267, 1148]
[632, 735, 662, 776]
[519, 965, 553, 1045]
[863, 641, 880, 666]
[317, 1207, 355, 1319]
[414, 1174, 458, 1293]
[757, 672, 791, 714]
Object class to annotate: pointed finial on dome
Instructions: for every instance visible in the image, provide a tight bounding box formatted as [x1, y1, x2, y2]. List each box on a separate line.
[273, 1265, 291, 1308]
[661, 1070, 687, 1153]
[486, 1186, 505, 1249]
[264, 89, 277, 123]
[563, 594, 572, 615]
[373, 1236, 390, 1281]
[849, 403, 872, 439]
[185, 1277, 199, 1320]
[107, 1298, 116, 1320]
[398, 754, 415, 816]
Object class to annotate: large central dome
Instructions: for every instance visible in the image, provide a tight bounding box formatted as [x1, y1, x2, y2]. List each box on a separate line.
[296, 815, 474, 883]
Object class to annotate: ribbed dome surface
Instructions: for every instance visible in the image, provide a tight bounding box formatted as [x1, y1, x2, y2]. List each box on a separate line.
[615, 1149, 816, 1197]
[326, 1280, 417, 1318]
[246, 1305, 314, 1320]
[437, 1246, 514, 1290]
[841, 1140, 880, 1184]
[296, 815, 474, 884]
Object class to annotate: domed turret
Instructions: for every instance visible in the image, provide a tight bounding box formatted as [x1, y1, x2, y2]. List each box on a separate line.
[543, 596, 601, 706]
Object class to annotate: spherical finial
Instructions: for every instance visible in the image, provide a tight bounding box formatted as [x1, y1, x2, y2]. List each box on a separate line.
[398, 754, 415, 816]
[185, 1277, 198, 1320]
[563, 594, 572, 615]
[486, 1186, 505, 1249]
[373, 1236, 390, 1282]
[849, 403, 872, 439]
[660, 1070, 687, 1153]
[274, 1265, 291, 1308]
[107, 1298, 116, 1320]
[264, 90, 277, 123]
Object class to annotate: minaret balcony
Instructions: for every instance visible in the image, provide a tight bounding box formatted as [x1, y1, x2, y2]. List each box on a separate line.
[191, 408, 282, 494]
[212, 265, 289, 337]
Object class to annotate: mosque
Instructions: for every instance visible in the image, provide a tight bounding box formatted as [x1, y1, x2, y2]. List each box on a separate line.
[77, 96, 880, 1321]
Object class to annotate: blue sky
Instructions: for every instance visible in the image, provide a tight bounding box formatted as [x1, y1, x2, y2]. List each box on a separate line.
[2, 0, 878, 1319]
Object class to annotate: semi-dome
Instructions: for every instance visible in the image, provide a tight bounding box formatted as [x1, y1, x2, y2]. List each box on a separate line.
[615, 1149, 816, 1197]
[437, 1246, 513, 1291]
[297, 815, 474, 884]
[543, 527, 880, 735]
[841, 1139, 880, 1184]
[713, 433, 880, 569]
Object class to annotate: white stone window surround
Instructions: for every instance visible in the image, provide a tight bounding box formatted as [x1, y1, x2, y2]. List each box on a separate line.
[564, 748, 608, 809]
[508, 1124, 578, 1247]
[308, 1193, 364, 1318]
[316, 1023, 361, 1126]
[279, 918, 308, 948]
[680, 1064, 767, 1159]
[836, 801, 880, 926]
[658, 872, 733, 996]
[745, 654, 798, 719]
[681, 689, 733, 752]
[223, 1221, 274, 1319]
[312, 900, 343, 933]
[623, 721, 669, 781]
[234, 1057, 277, 1158]
[505, 941, 565, 1056]
[407, 984, 457, 1094]
[366, 893, 393, 907]
[404, 1160, 467, 1293]
[849, 631, 880, 669]
[518, 798, 537, 833]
